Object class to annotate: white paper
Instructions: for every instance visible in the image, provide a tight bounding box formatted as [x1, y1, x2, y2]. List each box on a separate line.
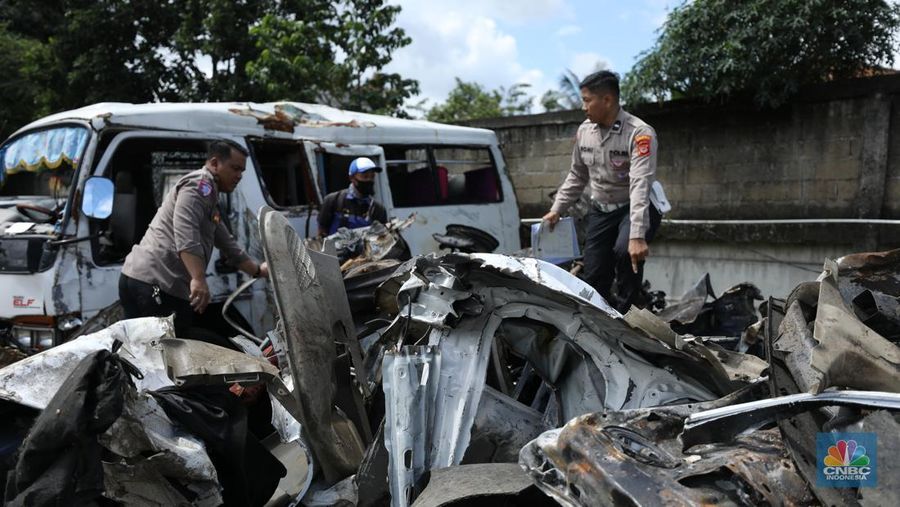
[5, 222, 35, 234]
[650, 180, 672, 214]
[532, 217, 579, 263]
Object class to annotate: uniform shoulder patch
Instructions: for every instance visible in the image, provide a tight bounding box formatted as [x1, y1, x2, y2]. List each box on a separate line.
[635, 134, 652, 157]
[197, 179, 213, 197]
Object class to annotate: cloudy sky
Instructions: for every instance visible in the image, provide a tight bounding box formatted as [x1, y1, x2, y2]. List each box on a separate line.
[384, 0, 676, 111]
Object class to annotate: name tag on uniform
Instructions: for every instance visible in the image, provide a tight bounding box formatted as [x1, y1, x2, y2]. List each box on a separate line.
[609, 150, 629, 169]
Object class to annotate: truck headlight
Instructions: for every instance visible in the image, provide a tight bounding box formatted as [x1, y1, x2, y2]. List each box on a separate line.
[35, 328, 55, 349]
[10, 317, 60, 351]
[14, 330, 32, 349]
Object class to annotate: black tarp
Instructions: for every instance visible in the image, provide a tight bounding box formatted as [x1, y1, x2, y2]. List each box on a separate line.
[4, 349, 132, 506]
[151, 386, 286, 507]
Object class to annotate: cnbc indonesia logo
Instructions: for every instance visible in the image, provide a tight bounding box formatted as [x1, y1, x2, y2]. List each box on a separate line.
[823, 440, 871, 479]
[817, 433, 876, 487]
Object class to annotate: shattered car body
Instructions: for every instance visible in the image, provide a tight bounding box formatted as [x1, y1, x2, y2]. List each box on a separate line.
[1, 198, 899, 506]
[250, 209, 770, 506]
[0, 317, 314, 506]
[520, 252, 900, 507]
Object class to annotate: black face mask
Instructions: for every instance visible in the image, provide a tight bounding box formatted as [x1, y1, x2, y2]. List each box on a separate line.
[355, 180, 375, 196]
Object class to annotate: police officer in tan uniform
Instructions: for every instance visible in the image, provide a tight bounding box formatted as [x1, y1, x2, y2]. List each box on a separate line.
[543, 71, 662, 311]
[119, 140, 268, 336]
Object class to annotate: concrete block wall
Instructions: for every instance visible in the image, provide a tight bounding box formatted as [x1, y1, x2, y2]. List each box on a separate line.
[468, 75, 900, 223]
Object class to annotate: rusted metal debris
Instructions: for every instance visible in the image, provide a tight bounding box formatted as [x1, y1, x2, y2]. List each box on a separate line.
[227, 103, 376, 133]
[520, 250, 900, 507]
[0, 211, 898, 505]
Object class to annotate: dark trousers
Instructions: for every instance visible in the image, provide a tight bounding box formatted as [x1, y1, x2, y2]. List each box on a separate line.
[119, 274, 193, 337]
[583, 205, 662, 312]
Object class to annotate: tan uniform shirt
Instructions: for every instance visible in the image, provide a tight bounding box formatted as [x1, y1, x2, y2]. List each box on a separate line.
[551, 108, 658, 239]
[122, 167, 250, 300]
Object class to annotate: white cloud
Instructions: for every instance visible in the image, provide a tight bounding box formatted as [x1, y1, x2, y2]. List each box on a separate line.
[386, 0, 565, 113]
[555, 24, 582, 37]
[569, 52, 612, 78]
[456, 0, 575, 24]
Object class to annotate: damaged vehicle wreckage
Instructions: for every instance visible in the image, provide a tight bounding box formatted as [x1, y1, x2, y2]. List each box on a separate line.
[0, 101, 520, 355]
[0, 207, 897, 506]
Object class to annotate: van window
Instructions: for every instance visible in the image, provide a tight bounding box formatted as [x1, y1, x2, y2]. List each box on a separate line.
[384, 145, 502, 207]
[90, 136, 215, 265]
[319, 152, 358, 196]
[249, 139, 318, 208]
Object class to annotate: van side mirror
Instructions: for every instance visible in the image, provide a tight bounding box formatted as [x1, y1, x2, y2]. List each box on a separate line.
[82, 177, 114, 220]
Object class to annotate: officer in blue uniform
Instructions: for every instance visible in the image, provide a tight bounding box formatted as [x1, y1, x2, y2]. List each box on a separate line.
[318, 157, 388, 236]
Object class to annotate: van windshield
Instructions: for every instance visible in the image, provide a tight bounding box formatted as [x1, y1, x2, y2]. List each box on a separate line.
[0, 126, 89, 199]
[0, 126, 89, 273]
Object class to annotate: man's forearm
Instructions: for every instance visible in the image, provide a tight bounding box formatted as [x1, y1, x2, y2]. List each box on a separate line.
[237, 258, 260, 276]
[179, 251, 207, 281]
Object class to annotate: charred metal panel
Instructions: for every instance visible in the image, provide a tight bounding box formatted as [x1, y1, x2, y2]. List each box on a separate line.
[259, 206, 365, 483]
[812, 260, 900, 392]
[520, 393, 817, 507]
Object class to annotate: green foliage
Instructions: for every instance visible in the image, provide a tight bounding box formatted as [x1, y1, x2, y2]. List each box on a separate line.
[622, 0, 900, 108]
[541, 69, 582, 112]
[0, 0, 418, 138]
[326, 0, 420, 116]
[425, 79, 533, 123]
[5, 0, 184, 116]
[245, 11, 336, 103]
[0, 24, 41, 136]
[426, 79, 503, 123]
[501, 82, 534, 116]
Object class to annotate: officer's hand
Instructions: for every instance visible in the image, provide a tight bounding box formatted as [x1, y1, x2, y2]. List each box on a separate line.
[258, 262, 269, 279]
[542, 211, 561, 231]
[628, 239, 649, 274]
[189, 277, 211, 314]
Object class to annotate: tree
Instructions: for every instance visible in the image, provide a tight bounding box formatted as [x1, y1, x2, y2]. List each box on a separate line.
[424, 79, 534, 123]
[500, 83, 534, 116]
[0, 0, 419, 139]
[426, 79, 503, 123]
[0, 24, 40, 136]
[3, 0, 184, 119]
[244, 9, 338, 104]
[326, 0, 420, 116]
[541, 63, 608, 112]
[622, 0, 900, 107]
[169, 0, 279, 102]
[243, 0, 419, 116]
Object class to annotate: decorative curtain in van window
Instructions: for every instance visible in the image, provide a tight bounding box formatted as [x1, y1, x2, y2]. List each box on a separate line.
[0, 127, 89, 175]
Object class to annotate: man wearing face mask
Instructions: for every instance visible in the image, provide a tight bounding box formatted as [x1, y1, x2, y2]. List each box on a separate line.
[318, 157, 388, 236]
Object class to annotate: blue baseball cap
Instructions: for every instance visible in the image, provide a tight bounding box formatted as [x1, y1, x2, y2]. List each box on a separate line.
[348, 157, 382, 176]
